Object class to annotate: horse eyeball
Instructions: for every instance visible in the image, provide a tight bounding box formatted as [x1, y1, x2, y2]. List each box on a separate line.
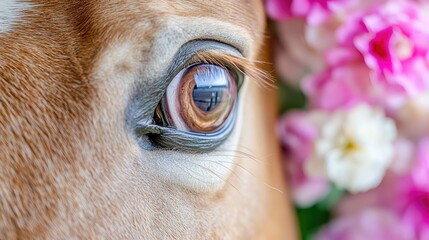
[155, 64, 239, 133]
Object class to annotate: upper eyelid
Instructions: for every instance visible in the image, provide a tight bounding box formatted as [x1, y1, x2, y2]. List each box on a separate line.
[165, 40, 243, 79]
[166, 41, 270, 91]
[191, 51, 269, 88]
[132, 41, 241, 126]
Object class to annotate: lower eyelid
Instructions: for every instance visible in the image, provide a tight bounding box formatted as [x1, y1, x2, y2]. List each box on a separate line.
[136, 110, 237, 152]
[150, 132, 228, 152]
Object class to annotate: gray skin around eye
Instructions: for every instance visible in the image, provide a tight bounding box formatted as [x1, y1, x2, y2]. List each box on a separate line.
[126, 40, 243, 152]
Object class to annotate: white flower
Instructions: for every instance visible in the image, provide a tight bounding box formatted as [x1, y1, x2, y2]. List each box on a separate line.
[305, 104, 397, 193]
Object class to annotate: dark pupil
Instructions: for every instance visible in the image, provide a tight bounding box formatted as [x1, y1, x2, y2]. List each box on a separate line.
[192, 65, 229, 112]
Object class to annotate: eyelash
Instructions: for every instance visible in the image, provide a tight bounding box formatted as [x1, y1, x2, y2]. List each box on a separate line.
[191, 51, 271, 89]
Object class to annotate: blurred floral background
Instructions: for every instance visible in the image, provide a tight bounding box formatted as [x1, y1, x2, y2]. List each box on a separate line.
[267, 0, 429, 239]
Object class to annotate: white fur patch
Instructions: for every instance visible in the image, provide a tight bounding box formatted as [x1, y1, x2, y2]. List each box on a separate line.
[142, 17, 253, 193]
[0, 0, 32, 33]
[94, 16, 253, 194]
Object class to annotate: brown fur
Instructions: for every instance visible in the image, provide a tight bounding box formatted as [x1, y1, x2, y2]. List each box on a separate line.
[0, 1, 297, 239]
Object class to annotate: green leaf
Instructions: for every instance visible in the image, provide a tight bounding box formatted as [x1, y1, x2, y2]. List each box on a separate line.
[278, 81, 307, 114]
[295, 204, 331, 240]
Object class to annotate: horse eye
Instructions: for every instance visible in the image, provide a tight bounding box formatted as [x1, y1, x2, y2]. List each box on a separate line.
[154, 64, 242, 133]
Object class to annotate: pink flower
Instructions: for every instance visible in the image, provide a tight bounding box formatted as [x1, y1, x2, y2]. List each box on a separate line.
[334, 138, 429, 239]
[335, 175, 429, 239]
[335, 172, 403, 216]
[315, 208, 414, 240]
[401, 139, 429, 238]
[336, 1, 429, 95]
[410, 138, 429, 189]
[400, 188, 429, 239]
[323, 181, 429, 239]
[389, 138, 415, 175]
[302, 63, 374, 110]
[274, 19, 325, 86]
[278, 111, 330, 207]
[266, 0, 349, 25]
[396, 150, 429, 239]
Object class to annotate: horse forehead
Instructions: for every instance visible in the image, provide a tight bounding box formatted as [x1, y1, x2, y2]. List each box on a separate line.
[0, 0, 33, 33]
[0, 0, 264, 34]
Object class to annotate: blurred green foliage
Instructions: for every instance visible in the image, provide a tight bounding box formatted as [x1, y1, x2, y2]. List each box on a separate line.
[278, 81, 307, 114]
[296, 187, 344, 240]
[295, 205, 331, 240]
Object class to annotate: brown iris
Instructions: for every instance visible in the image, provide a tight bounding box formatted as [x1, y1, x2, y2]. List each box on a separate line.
[156, 64, 238, 133]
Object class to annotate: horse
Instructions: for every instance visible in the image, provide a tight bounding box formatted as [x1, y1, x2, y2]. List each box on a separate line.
[0, 0, 297, 238]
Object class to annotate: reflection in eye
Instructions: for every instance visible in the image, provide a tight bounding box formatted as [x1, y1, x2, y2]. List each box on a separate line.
[155, 64, 241, 133]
